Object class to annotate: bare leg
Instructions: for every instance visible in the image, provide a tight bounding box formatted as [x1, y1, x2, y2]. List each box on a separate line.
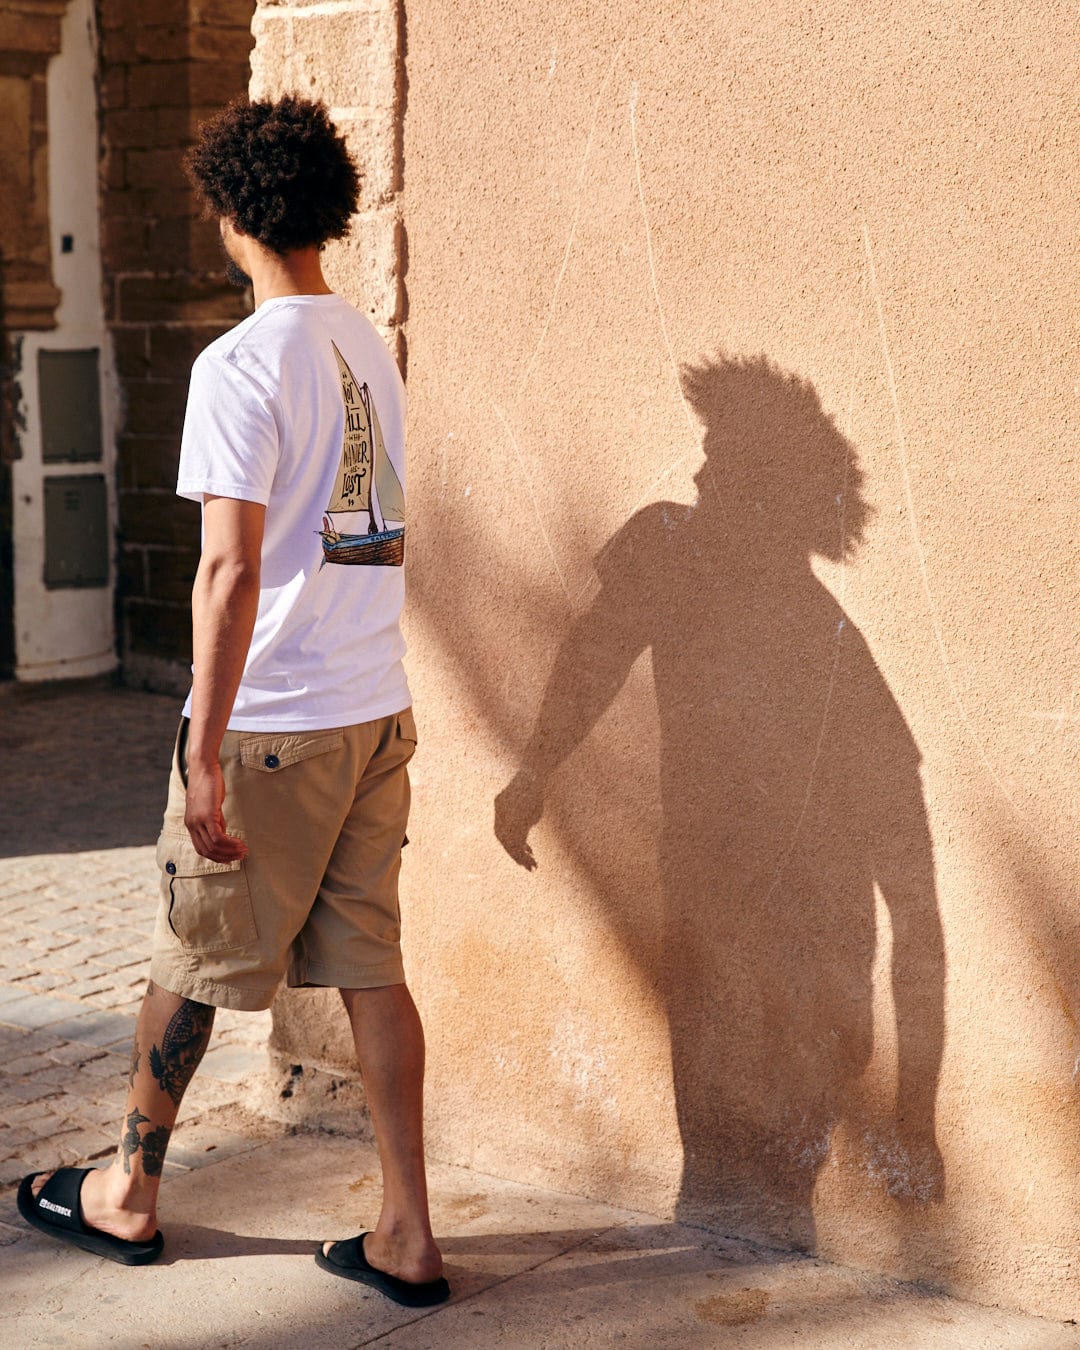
[323, 983, 442, 1283]
[31, 979, 214, 1241]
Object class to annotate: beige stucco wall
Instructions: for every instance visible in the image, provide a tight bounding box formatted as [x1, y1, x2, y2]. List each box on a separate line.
[253, 0, 1080, 1319]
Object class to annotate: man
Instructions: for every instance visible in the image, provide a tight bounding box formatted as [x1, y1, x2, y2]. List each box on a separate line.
[18, 96, 449, 1308]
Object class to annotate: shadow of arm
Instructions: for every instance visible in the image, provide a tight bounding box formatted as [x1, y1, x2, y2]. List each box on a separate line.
[495, 593, 647, 869]
[877, 802, 947, 1202]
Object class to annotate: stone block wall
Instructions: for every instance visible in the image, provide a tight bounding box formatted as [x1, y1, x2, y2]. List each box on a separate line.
[98, 0, 255, 690]
[249, 0, 406, 368]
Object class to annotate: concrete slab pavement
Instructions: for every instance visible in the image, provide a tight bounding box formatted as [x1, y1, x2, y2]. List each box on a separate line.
[3, 1131, 1079, 1349]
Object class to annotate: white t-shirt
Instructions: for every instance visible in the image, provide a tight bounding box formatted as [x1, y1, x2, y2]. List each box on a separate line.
[176, 293, 411, 731]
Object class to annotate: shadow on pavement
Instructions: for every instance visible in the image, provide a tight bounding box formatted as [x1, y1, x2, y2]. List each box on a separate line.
[0, 680, 180, 857]
[159, 1223, 319, 1264]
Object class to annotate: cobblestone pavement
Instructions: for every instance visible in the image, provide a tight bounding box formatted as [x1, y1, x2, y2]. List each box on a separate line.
[0, 679, 271, 1206]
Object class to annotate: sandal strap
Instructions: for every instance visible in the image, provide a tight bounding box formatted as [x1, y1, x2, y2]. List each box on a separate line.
[327, 1234, 367, 1268]
[34, 1168, 91, 1233]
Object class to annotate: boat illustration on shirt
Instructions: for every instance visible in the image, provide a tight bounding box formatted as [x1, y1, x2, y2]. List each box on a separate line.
[318, 341, 405, 567]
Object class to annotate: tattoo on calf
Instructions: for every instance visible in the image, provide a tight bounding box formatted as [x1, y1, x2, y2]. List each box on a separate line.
[149, 999, 214, 1106]
[128, 1039, 141, 1089]
[119, 1107, 172, 1176]
[121, 1108, 150, 1175]
[140, 1125, 171, 1177]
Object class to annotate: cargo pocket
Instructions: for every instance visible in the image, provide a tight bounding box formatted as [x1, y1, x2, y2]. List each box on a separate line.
[238, 727, 345, 774]
[156, 829, 257, 954]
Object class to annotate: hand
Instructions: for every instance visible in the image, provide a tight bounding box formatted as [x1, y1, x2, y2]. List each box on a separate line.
[494, 772, 545, 871]
[184, 759, 248, 863]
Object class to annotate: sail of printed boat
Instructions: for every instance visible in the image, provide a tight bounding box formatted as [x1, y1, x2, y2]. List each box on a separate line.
[319, 342, 406, 567]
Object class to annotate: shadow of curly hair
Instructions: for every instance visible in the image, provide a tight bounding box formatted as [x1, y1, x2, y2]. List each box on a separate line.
[681, 351, 874, 563]
[186, 96, 360, 253]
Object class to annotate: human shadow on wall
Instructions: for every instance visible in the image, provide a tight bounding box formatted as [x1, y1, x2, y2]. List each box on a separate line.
[495, 354, 945, 1250]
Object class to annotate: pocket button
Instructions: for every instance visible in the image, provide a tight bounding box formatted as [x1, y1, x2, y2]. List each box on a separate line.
[165, 861, 177, 875]
[264, 754, 280, 769]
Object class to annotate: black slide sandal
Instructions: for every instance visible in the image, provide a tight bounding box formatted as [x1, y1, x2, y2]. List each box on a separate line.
[315, 1233, 451, 1307]
[17, 1168, 164, 1266]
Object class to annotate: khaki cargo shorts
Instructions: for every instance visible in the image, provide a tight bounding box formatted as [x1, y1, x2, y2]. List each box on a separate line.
[148, 709, 416, 1011]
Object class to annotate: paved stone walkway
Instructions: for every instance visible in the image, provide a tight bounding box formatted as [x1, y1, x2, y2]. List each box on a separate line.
[0, 679, 270, 1196]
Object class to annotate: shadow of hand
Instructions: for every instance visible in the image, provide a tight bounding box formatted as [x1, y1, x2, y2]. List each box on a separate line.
[494, 772, 544, 870]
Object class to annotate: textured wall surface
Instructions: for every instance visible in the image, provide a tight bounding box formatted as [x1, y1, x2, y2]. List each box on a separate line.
[255, 0, 1080, 1318]
[99, 0, 254, 688]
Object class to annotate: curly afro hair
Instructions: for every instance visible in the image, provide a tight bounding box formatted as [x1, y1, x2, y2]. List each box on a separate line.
[186, 96, 360, 253]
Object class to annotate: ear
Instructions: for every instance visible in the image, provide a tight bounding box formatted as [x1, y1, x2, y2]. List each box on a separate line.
[222, 215, 254, 244]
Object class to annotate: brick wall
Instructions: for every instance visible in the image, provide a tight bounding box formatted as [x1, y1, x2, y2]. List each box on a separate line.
[98, 0, 255, 691]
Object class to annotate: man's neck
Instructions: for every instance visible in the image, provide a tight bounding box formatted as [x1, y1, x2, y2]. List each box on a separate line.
[250, 248, 334, 308]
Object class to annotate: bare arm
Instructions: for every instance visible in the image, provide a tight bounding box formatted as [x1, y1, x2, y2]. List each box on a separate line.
[184, 494, 265, 861]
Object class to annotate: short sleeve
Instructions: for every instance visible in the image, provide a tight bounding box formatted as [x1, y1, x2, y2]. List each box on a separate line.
[176, 353, 280, 506]
[587, 503, 681, 653]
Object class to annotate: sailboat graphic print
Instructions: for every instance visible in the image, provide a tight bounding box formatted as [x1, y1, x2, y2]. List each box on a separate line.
[318, 342, 406, 566]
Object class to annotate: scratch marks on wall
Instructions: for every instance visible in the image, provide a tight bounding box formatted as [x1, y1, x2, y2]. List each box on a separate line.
[628, 80, 697, 448]
[493, 401, 573, 603]
[504, 28, 709, 606]
[1022, 687, 1079, 740]
[861, 217, 1025, 828]
[514, 54, 717, 524]
[626, 79, 720, 519]
[515, 32, 629, 400]
[624, 451, 701, 520]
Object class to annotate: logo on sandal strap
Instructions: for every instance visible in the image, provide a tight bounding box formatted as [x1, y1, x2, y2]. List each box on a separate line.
[39, 1198, 72, 1217]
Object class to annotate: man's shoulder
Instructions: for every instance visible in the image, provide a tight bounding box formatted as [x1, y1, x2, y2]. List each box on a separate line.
[195, 296, 384, 367]
[190, 308, 269, 378]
